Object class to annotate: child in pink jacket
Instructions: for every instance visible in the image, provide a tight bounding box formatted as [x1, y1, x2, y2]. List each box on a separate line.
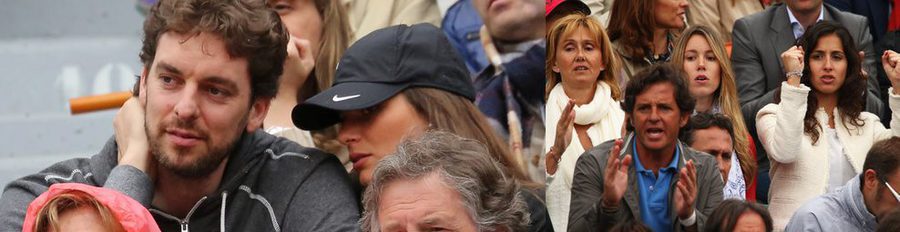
[22, 183, 159, 232]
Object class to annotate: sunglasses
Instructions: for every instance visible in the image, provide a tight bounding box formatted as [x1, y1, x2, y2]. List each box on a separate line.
[884, 179, 900, 203]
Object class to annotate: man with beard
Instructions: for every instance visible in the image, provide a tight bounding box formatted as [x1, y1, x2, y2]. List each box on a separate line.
[0, 0, 360, 231]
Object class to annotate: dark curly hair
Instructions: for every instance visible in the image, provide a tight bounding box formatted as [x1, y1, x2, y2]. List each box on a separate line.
[138, 0, 288, 100]
[774, 21, 866, 144]
[622, 64, 696, 131]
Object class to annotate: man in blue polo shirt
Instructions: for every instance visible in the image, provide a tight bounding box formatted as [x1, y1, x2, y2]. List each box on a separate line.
[633, 139, 683, 230]
[568, 64, 724, 232]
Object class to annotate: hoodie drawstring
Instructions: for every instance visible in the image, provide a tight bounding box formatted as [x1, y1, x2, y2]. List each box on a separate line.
[221, 191, 228, 231]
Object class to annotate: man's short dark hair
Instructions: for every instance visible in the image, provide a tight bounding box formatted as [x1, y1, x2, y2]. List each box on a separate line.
[621, 64, 695, 130]
[680, 113, 736, 147]
[138, 0, 288, 100]
[860, 137, 900, 190]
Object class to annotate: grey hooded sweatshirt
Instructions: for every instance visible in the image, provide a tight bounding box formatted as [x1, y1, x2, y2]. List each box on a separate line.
[0, 130, 361, 232]
[784, 175, 878, 232]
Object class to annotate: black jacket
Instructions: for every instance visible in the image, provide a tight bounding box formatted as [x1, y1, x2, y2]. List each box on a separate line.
[0, 130, 360, 231]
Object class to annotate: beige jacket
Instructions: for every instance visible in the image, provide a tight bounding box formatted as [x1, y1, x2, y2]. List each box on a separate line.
[611, 40, 650, 83]
[342, 0, 441, 42]
[687, 0, 763, 42]
[756, 82, 900, 231]
[583, 0, 614, 26]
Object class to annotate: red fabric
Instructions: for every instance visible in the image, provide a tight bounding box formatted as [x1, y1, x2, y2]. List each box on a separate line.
[890, 0, 900, 31]
[746, 134, 758, 202]
[546, 0, 565, 16]
[22, 183, 160, 232]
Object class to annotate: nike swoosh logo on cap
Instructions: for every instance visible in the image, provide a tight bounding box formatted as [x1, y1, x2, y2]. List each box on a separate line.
[332, 94, 361, 102]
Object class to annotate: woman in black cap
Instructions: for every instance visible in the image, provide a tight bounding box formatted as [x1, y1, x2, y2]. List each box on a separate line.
[292, 23, 553, 231]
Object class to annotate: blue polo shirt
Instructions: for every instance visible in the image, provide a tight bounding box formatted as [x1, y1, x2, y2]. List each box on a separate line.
[633, 141, 681, 232]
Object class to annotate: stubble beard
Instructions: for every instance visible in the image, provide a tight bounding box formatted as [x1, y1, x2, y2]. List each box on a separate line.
[146, 116, 244, 179]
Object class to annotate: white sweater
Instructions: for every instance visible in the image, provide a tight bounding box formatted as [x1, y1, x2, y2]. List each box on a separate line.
[756, 82, 900, 231]
[543, 83, 624, 232]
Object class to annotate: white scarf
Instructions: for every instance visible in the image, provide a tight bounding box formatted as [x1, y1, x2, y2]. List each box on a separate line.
[544, 82, 625, 232]
[544, 81, 625, 182]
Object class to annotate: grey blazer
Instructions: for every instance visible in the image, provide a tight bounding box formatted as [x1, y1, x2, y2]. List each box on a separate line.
[567, 134, 724, 232]
[731, 3, 883, 137]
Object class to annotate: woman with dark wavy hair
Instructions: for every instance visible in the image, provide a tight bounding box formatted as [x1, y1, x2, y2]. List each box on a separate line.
[755, 21, 900, 230]
[607, 0, 689, 80]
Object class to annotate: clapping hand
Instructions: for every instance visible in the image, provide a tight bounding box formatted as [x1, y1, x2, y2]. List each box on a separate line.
[674, 160, 698, 221]
[601, 139, 632, 209]
[546, 99, 574, 175]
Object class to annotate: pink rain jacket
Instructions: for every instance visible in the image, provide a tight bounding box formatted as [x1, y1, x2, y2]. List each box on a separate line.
[21, 183, 160, 232]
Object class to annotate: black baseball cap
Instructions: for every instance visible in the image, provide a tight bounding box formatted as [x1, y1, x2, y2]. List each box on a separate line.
[292, 23, 474, 130]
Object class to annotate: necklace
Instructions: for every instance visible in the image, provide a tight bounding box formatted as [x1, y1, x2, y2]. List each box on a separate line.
[643, 32, 674, 65]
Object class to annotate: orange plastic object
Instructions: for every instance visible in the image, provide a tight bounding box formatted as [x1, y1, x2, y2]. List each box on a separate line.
[726, 42, 733, 57]
[69, 91, 132, 114]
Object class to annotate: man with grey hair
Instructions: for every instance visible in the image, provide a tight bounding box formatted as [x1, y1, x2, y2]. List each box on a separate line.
[360, 130, 529, 232]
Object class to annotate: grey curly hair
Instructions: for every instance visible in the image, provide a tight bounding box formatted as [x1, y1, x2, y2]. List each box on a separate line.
[360, 130, 530, 232]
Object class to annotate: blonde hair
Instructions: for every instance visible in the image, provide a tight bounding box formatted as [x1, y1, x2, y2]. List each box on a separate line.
[311, 0, 352, 154]
[32, 190, 124, 232]
[311, 0, 351, 94]
[546, 14, 622, 100]
[672, 26, 756, 185]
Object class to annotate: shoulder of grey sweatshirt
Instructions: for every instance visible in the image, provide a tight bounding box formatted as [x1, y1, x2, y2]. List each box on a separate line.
[0, 130, 361, 231]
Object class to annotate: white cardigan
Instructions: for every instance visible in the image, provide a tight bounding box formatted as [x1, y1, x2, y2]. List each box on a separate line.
[756, 82, 900, 231]
[543, 83, 624, 232]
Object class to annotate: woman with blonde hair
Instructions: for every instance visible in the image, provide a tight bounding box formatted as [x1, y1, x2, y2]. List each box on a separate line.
[264, 0, 353, 166]
[544, 13, 625, 231]
[672, 25, 757, 201]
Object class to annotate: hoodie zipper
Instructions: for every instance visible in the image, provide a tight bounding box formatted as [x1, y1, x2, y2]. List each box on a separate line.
[150, 196, 208, 232]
